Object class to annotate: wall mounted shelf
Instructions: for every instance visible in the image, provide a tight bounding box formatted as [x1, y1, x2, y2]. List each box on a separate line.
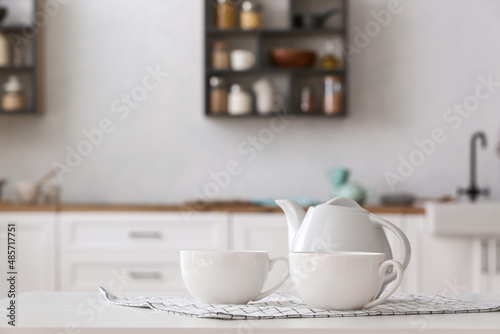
[204, 0, 348, 119]
[0, 0, 40, 116]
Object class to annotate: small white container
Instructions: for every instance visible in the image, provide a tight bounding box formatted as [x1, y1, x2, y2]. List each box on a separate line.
[2, 76, 25, 111]
[14, 181, 40, 204]
[228, 84, 252, 115]
[253, 77, 275, 115]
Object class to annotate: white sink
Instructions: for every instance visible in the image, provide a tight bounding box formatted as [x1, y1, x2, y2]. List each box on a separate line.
[425, 202, 500, 237]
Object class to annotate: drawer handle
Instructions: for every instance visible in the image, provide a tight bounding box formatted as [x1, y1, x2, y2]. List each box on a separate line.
[128, 271, 162, 280]
[129, 231, 162, 239]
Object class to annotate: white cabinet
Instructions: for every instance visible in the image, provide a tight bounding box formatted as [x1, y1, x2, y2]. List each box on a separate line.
[473, 238, 500, 294]
[230, 213, 290, 292]
[5, 209, 495, 296]
[0, 213, 55, 298]
[411, 214, 486, 296]
[496, 240, 500, 293]
[59, 212, 229, 292]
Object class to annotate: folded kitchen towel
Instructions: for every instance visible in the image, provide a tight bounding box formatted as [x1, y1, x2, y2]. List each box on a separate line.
[99, 287, 500, 320]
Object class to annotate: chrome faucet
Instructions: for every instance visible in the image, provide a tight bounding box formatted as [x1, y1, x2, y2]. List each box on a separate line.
[458, 131, 489, 202]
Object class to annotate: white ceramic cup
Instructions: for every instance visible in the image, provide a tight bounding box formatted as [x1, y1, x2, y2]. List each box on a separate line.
[180, 250, 289, 305]
[230, 50, 255, 71]
[290, 252, 404, 310]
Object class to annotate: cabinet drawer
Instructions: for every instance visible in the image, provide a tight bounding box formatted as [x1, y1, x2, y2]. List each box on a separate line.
[60, 212, 229, 251]
[60, 256, 186, 292]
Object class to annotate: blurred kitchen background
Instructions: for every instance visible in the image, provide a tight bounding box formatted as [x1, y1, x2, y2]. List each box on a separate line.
[0, 0, 499, 204]
[0, 0, 500, 300]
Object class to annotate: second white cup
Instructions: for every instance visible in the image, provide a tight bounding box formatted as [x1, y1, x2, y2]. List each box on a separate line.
[290, 252, 404, 311]
[181, 250, 289, 305]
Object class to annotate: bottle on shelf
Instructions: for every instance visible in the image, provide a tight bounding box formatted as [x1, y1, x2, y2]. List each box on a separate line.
[212, 41, 230, 70]
[320, 39, 340, 70]
[215, 0, 237, 29]
[323, 75, 343, 115]
[253, 77, 278, 115]
[0, 31, 9, 66]
[299, 85, 316, 114]
[209, 76, 228, 114]
[240, 1, 262, 30]
[2, 76, 26, 112]
[228, 84, 252, 115]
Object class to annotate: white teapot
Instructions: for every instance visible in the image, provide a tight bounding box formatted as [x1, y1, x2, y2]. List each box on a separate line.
[276, 197, 411, 286]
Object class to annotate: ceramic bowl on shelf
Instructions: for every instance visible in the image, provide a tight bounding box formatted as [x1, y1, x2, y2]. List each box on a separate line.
[269, 48, 316, 68]
[14, 180, 40, 204]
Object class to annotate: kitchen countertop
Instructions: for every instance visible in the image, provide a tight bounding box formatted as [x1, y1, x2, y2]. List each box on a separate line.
[0, 292, 499, 333]
[0, 201, 426, 214]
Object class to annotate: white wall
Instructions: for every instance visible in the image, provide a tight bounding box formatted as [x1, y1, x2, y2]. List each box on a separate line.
[0, 0, 499, 204]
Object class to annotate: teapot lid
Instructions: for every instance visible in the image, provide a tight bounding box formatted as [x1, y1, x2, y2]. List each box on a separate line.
[316, 197, 368, 214]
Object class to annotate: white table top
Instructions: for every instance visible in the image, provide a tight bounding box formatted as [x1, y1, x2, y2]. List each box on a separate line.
[1, 292, 500, 334]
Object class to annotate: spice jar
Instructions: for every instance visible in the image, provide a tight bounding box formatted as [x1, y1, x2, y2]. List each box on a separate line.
[228, 84, 252, 115]
[240, 1, 262, 30]
[216, 0, 237, 29]
[299, 85, 316, 114]
[212, 41, 230, 70]
[2, 76, 25, 112]
[209, 76, 228, 114]
[320, 40, 340, 70]
[0, 32, 9, 66]
[323, 76, 343, 115]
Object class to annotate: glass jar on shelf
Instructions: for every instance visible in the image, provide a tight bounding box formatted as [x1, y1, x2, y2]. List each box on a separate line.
[215, 0, 237, 29]
[209, 76, 228, 114]
[0, 32, 9, 66]
[228, 84, 252, 115]
[299, 85, 316, 114]
[212, 41, 229, 70]
[323, 75, 343, 115]
[320, 39, 340, 70]
[240, 1, 262, 30]
[2, 76, 25, 112]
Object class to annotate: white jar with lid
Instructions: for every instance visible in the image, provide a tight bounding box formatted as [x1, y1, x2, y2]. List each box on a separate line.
[228, 84, 252, 115]
[2, 76, 25, 111]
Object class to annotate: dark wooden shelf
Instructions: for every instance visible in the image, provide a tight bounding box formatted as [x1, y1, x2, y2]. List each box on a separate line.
[207, 112, 347, 118]
[207, 27, 344, 36]
[0, 0, 39, 117]
[204, 0, 348, 119]
[0, 25, 35, 32]
[0, 65, 35, 71]
[207, 67, 345, 76]
[0, 108, 37, 115]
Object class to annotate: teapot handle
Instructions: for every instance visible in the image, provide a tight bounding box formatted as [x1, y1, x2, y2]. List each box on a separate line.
[369, 214, 411, 285]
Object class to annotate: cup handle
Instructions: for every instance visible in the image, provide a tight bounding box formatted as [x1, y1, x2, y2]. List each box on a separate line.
[369, 214, 411, 285]
[363, 260, 404, 309]
[252, 256, 289, 301]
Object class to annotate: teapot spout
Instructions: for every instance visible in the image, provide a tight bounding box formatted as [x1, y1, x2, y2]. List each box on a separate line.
[276, 200, 306, 252]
